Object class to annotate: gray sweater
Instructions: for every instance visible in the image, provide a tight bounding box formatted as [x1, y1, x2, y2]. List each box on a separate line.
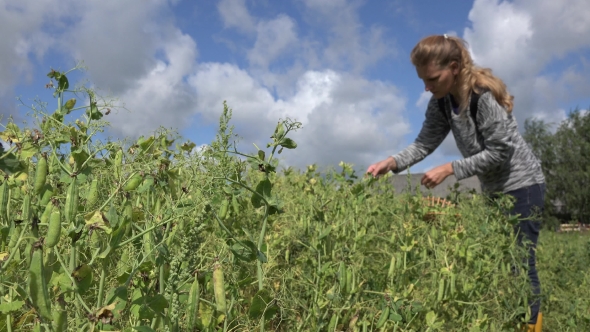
[391, 91, 545, 194]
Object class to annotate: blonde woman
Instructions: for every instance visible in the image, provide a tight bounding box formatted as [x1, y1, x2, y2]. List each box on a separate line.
[367, 35, 545, 331]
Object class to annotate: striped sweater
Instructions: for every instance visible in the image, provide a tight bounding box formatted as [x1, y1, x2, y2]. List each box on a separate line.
[391, 91, 545, 194]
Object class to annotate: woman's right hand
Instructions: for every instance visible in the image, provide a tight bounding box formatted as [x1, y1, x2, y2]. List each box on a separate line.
[366, 156, 397, 177]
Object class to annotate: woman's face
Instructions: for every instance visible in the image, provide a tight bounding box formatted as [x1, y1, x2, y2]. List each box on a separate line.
[416, 61, 459, 99]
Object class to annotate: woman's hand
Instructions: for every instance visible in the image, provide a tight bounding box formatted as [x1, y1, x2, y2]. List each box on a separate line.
[421, 162, 454, 189]
[366, 157, 397, 177]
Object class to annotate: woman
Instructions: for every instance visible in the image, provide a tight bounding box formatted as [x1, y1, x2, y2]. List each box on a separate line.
[367, 35, 546, 331]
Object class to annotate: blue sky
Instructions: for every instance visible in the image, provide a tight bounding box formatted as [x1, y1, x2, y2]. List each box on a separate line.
[2, 0, 590, 175]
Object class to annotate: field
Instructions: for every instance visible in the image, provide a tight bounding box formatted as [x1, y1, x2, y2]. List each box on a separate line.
[0, 68, 589, 332]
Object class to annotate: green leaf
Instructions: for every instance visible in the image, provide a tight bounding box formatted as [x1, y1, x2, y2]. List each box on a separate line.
[258, 150, 265, 161]
[105, 286, 128, 319]
[230, 241, 257, 262]
[199, 302, 215, 328]
[426, 310, 436, 327]
[249, 289, 278, 321]
[251, 178, 272, 208]
[0, 152, 24, 174]
[180, 141, 196, 152]
[133, 327, 156, 332]
[390, 312, 403, 322]
[19, 142, 39, 161]
[272, 122, 285, 140]
[58, 74, 69, 91]
[257, 250, 268, 263]
[279, 137, 297, 149]
[0, 300, 24, 313]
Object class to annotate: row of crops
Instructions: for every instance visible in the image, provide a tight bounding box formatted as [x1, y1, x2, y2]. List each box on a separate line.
[0, 68, 589, 331]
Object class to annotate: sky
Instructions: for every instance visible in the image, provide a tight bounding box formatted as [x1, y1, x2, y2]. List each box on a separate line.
[2, 0, 590, 175]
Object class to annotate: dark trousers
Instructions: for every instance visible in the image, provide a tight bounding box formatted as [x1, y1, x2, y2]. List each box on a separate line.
[504, 182, 545, 325]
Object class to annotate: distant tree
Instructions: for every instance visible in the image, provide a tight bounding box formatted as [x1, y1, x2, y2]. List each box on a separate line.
[523, 108, 590, 224]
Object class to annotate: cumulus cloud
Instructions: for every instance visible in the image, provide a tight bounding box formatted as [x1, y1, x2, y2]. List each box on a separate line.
[247, 15, 298, 69]
[301, 0, 397, 74]
[0, 0, 73, 119]
[189, 63, 411, 170]
[217, 0, 256, 33]
[107, 29, 199, 138]
[464, 0, 590, 126]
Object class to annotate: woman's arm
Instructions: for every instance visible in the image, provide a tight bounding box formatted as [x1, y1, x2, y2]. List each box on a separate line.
[392, 97, 451, 173]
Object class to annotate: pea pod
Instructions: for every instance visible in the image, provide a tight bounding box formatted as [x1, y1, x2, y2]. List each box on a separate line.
[231, 195, 240, 216]
[86, 178, 98, 207]
[388, 255, 395, 281]
[39, 184, 53, 207]
[45, 209, 61, 248]
[114, 149, 123, 179]
[213, 263, 227, 313]
[7, 221, 18, 249]
[327, 314, 338, 331]
[29, 245, 52, 320]
[186, 273, 200, 330]
[40, 201, 53, 225]
[338, 261, 347, 291]
[437, 278, 445, 302]
[123, 173, 142, 192]
[22, 193, 31, 224]
[375, 306, 389, 329]
[218, 198, 229, 220]
[52, 295, 67, 332]
[64, 178, 79, 224]
[34, 156, 48, 195]
[0, 180, 8, 223]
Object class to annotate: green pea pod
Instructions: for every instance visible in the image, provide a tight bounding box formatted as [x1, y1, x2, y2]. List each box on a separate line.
[114, 149, 123, 179]
[187, 273, 200, 330]
[34, 156, 48, 195]
[218, 198, 229, 220]
[0, 180, 8, 223]
[52, 295, 67, 332]
[213, 263, 227, 313]
[40, 201, 53, 225]
[123, 173, 142, 192]
[45, 209, 61, 248]
[7, 221, 18, 249]
[232, 195, 240, 216]
[375, 306, 389, 329]
[327, 314, 338, 331]
[437, 278, 445, 302]
[39, 184, 53, 207]
[29, 245, 52, 320]
[22, 193, 31, 223]
[64, 178, 79, 224]
[86, 178, 98, 207]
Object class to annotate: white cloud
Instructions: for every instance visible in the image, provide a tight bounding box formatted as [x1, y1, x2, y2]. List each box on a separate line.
[189, 63, 411, 171]
[107, 29, 199, 138]
[63, 0, 171, 93]
[416, 91, 432, 108]
[301, 0, 397, 74]
[217, 0, 256, 33]
[247, 15, 298, 68]
[464, 0, 590, 127]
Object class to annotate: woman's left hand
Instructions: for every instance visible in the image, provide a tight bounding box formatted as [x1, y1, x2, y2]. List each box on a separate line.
[421, 162, 454, 189]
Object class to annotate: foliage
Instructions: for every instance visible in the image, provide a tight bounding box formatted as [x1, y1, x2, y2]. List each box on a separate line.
[523, 110, 590, 224]
[0, 67, 587, 331]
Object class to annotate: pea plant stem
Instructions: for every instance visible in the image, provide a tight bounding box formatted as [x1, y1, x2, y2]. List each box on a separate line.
[96, 260, 107, 309]
[55, 247, 92, 314]
[0, 222, 30, 273]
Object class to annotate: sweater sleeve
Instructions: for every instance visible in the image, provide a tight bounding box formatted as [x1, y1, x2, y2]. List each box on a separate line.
[391, 97, 451, 173]
[451, 92, 514, 180]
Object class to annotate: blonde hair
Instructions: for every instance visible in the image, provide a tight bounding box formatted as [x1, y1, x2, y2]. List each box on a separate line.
[410, 35, 514, 114]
